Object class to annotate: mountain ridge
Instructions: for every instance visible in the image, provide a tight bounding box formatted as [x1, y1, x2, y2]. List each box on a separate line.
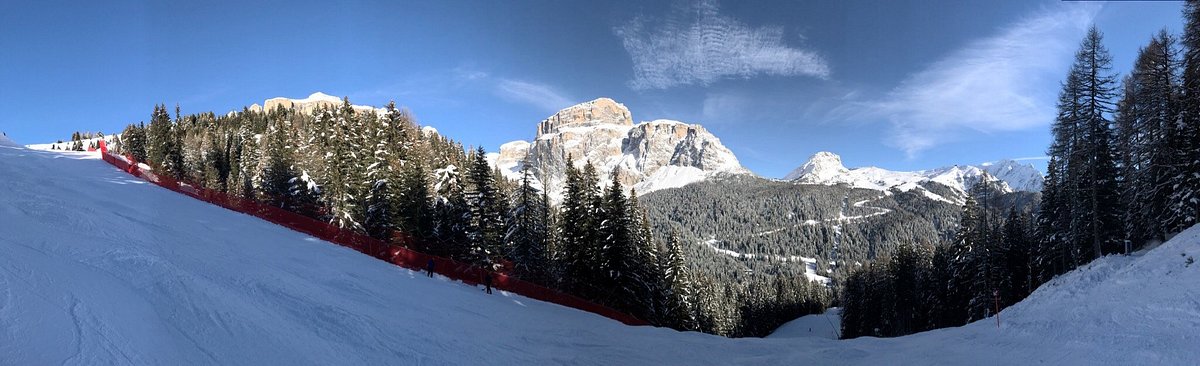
[785, 151, 1044, 195]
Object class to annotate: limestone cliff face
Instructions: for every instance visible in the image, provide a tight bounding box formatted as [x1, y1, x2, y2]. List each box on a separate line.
[260, 92, 381, 115]
[535, 98, 632, 137]
[493, 98, 749, 202]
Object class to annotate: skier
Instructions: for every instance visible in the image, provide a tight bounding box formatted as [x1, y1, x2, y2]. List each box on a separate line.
[483, 273, 493, 294]
[426, 259, 435, 278]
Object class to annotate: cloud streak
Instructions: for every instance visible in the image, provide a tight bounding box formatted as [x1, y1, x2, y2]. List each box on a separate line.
[861, 5, 1098, 158]
[494, 79, 575, 113]
[614, 0, 829, 90]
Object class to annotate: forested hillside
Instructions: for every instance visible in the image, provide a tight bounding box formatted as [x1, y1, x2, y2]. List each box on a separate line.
[104, 97, 830, 337]
[838, 3, 1200, 339]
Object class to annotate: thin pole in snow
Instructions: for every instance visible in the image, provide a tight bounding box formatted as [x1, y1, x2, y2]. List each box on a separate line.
[994, 289, 1000, 328]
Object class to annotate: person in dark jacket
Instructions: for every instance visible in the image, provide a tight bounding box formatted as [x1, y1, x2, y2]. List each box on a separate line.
[426, 259, 435, 278]
[483, 273, 493, 294]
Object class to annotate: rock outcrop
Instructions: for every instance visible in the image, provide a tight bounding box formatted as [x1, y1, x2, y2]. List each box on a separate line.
[258, 92, 383, 115]
[493, 98, 749, 202]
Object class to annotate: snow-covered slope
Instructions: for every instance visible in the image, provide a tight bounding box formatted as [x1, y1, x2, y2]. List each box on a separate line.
[492, 98, 749, 201]
[768, 308, 841, 340]
[26, 135, 114, 151]
[2, 143, 1197, 365]
[787, 151, 1043, 194]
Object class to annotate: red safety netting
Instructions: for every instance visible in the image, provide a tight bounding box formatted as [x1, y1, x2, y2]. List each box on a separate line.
[95, 140, 646, 326]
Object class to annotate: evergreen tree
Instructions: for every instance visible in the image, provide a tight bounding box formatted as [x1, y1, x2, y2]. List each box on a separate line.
[1043, 27, 1123, 264]
[324, 99, 365, 231]
[1001, 209, 1035, 303]
[259, 115, 295, 208]
[234, 121, 260, 199]
[1119, 31, 1182, 244]
[888, 242, 930, 335]
[432, 164, 470, 257]
[597, 174, 648, 317]
[465, 147, 508, 268]
[559, 159, 601, 297]
[506, 163, 551, 283]
[1170, 2, 1200, 232]
[660, 229, 697, 330]
[396, 160, 434, 241]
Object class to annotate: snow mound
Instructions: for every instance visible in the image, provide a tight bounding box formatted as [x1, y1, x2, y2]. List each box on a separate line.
[0, 133, 19, 147]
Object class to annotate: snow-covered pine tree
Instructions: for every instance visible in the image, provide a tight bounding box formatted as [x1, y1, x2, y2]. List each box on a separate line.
[259, 114, 295, 208]
[235, 119, 260, 200]
[887, 242, 929, 335]
[1119, 32, 1182, 243]
[323, 98, 366, 231]
[1170, 2, 1200, 233]
[364, 106, 399, 241]
[464, 147, 507, 268]
[627, 189, 663, 322]
[395, 160, 433, 241]
[1001, 209, 1035, 303]
[148, 105, 169, 165]
[200, 129, 231, 192]
[506, 163, 550, 283]
[1044, 27, 1123, 265]
[122, 123, 148, 162]
[1073, 27, 1124, 259]
[660, 229, 697, 330]
[946, 193, 981, 323]
[597, 174, 645, 317]
[559, 159, 601, 297]
[432, 163, 470, 258]
[152, 104, 186, 179]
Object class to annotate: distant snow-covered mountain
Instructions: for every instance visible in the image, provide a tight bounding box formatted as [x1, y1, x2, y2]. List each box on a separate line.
[785, 151, 1044, 196]
[490, 98, 750, 202]
[248, 92, 385, 115]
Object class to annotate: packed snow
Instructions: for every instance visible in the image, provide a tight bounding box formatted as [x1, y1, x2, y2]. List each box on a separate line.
[769, 308, 842, 340]
[1, 141, 1198, 365]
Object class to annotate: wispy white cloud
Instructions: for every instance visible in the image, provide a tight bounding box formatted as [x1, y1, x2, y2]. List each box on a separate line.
[451, 68, 574, 113]
[1010, 156, 1051, 162]
[351, 68, 575, 115]
[494, 79, 574, 113]
[860, 5, 1098, 158]
[614, 0, 829, 90]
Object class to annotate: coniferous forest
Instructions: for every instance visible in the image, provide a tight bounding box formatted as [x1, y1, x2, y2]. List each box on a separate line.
[108, 97, 829, 337]
[840, 4, 1200, 339]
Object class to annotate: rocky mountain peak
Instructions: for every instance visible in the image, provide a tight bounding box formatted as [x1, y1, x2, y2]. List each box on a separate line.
[494, 98, 748, 202]
[253, 92, 382, 115]
[784, 151, 849, 182]
[536, 97, 632, 138]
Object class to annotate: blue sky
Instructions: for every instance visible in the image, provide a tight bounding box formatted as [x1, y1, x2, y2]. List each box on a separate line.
[0, 0, 1184, 177]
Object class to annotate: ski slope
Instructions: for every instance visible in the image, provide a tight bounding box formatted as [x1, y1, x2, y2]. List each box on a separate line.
[2, 140, 1199, 365]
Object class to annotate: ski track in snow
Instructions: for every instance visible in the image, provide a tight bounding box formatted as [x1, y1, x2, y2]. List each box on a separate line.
[2, 143, 1199, 365]
[750, 195, 892, 237]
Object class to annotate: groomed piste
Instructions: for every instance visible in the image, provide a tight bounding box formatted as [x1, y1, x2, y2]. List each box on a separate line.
[1, 138, 1198, 365]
